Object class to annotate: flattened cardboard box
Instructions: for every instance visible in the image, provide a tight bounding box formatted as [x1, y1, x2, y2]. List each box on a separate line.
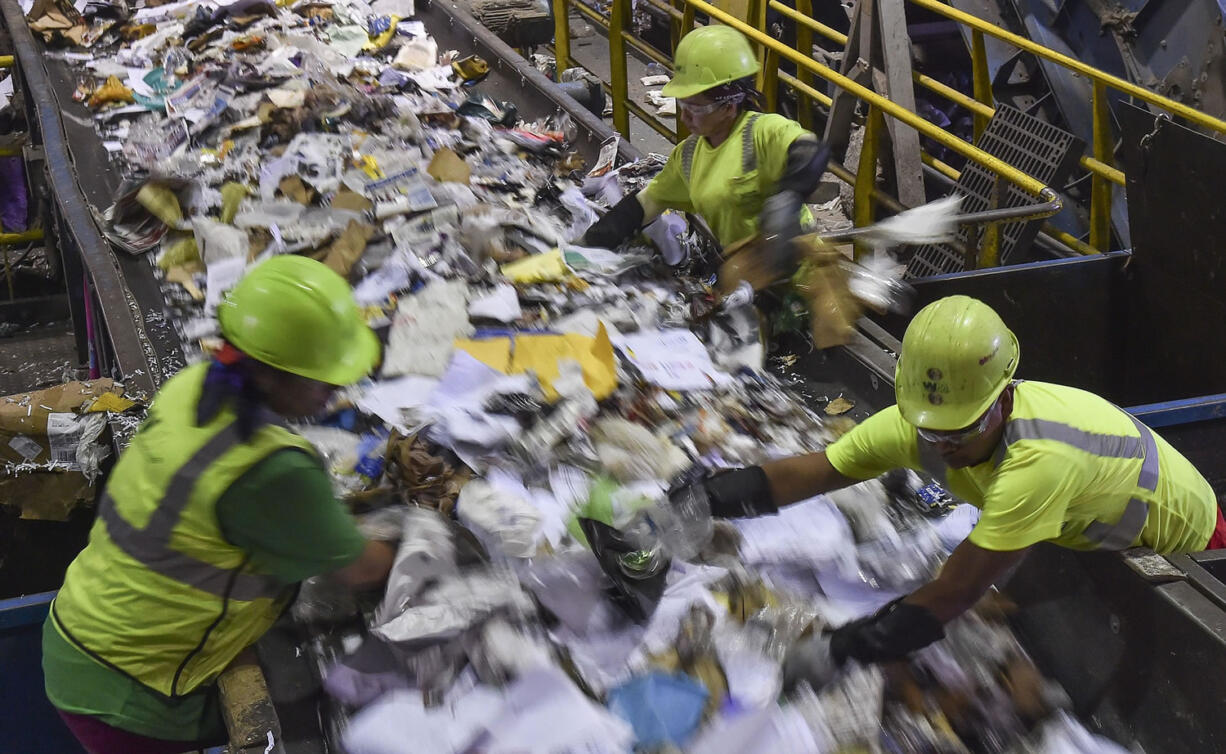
[0, 379, 122, 521]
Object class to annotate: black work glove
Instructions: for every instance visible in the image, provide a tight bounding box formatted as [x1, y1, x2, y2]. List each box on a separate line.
[758, 189, 804, 277]
[757, 137, 832, 279]
[581, 193, 645, 249]
[830, 598, 945, 664]
[678, 466, 777, 519]
[783, 598, 945, 692]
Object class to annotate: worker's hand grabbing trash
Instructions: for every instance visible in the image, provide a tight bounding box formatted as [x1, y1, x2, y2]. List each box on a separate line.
[784, 598, 946, 692]
[668, 465, 778, 521]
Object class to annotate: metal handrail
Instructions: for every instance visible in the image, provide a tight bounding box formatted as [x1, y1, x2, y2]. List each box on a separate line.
[768, 0, 1126, 188]
[553, 0, 1103, 261]
[690, 0, 1053, 197]
[554, 0, 1226, 258]
[909, 0, 1226, 135]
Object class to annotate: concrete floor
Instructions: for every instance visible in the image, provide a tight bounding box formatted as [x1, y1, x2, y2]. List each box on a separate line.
[0, 324, 80, 395]
[561, 10, 678, 157]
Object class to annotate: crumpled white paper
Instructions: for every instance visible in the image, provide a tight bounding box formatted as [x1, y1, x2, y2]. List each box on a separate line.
[382, 279, 473, 377]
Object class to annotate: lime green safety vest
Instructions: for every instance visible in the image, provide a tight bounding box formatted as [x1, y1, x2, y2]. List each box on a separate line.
[52, 363, 316, 697]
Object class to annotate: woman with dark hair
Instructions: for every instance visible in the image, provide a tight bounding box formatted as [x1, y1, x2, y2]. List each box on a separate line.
[43, 255, 396, 754]
[583, 24, 831, 276]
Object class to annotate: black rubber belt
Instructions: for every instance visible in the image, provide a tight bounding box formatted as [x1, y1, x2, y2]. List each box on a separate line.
[1, 0, 159, 396]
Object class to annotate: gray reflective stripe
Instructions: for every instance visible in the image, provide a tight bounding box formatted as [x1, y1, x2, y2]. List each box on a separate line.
[143, 422, 244, 541]
[681, 136, 698, 183]
[741, 113, 760, 173]
[100, 417, 288, 602]
[1127, 415, 1159, 492]
[1080, 416, 1158, 550]
[1004, 418, 1145, 460]
[680, 113, 760, 183]
[916, 436, 947, 485]
[1004, 411, 1160, 551]
[1083, 497, 1150, 551]
[99, 493, 284, 601]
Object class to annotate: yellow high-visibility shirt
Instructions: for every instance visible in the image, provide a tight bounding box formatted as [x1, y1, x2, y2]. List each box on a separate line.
[825, 381, 1217, 554]
[644, 111, 811, 247]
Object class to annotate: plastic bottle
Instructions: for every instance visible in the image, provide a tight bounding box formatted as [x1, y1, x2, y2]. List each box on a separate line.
[654, 483, 713, 561]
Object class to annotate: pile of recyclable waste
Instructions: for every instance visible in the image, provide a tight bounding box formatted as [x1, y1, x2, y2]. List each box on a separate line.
[17, 0, 1130, 750]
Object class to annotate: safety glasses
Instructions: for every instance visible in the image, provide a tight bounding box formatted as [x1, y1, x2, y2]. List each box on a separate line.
[678, 95, 740, 118]
[916, 396, 1000, 446]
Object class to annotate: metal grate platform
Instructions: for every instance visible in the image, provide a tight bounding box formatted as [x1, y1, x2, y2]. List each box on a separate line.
[905, 104, 1084, 279]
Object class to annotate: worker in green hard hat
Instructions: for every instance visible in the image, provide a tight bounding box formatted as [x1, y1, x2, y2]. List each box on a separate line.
[43, 255, 395, 753]
[666, 295, 1222, 686]
[582, 24, 830, 274]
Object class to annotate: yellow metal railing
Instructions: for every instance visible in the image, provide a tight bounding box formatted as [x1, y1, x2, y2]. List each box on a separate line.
[550, 0, 1226, 261]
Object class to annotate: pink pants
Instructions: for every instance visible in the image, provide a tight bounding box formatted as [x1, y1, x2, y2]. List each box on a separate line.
[1207, 507, 1226, 550]
[56, 710, 219, 754]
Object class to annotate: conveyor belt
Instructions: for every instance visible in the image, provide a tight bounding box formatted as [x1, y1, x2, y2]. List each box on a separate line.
[9, 2, 1226, 752]
[1, 0, 642, 403]
[1, 0, 177, 397]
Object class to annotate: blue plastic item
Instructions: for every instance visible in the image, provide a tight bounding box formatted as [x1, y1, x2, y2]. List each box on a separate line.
[354, 429, 389, 480]
[607, 671, 708, 747]
[916, 482, 954, 513]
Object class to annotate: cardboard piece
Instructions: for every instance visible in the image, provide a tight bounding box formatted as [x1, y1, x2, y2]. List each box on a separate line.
[135, 182, 183, 227]
[427, 148, 471, 185]
[717, 235, 783, 296]
[795, 242, 861, 350]
[0, 379, 126, 520]
[277, 175, 319, 206]
[220, 182, 251, 224]
[322, 220, 376, 278]
[331, 188, 375, 213]
[720, 235, 861, 349]
[166, 263, 205, 301]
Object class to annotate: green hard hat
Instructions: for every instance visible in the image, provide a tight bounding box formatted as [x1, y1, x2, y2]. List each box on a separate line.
[661, 24, 760, 99]
[894, 295, 1019, 430]
[218, 255, 380, 386]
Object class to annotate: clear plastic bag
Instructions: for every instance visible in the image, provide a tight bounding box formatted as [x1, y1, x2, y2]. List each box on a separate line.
[374, 506, 458, 626]
[293, 575, 359, 625]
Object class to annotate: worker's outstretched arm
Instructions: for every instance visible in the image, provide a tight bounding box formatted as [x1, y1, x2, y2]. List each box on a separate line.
[688, 451, 861, 519]
[334, 539, 397, 589]
[833, 540, 1029, 663]
[580, 190, 665, 249]
[906, 539, 1030, 622]
[784, 540, 1029, 689]
[761, 451, 861, 507]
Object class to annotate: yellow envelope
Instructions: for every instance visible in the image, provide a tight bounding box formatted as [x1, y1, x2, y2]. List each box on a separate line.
[87, 393, 138, 413]
[455, 338, 512, 371]
[500, 248, 570, 284]
[454, 323, 616, 400]
[219, 182, 250, 224]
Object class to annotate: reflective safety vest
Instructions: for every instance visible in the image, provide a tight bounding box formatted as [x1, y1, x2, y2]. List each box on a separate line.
[912, 381, 1216, 553]
[52, 363, 315, 697]
[646, 110, 814, 247]
[680, 112, 761, 184]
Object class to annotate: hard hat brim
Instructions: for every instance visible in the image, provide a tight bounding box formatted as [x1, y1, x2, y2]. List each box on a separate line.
[661, 77, 718, 99]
